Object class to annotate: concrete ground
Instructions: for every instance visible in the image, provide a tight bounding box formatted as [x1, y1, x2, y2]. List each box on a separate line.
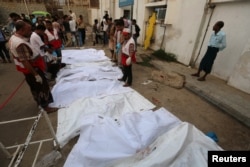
[0, 42, 250, 166]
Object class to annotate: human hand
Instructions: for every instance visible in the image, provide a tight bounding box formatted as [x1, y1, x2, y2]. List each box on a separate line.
[35, 75, 43, 84]
[116, 43, 121, 50]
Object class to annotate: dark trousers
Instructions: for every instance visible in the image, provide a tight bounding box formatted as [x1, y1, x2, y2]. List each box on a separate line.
[199, 46, 219, 73]
[122, 65, 132, 85]
[0, 42, 10, 60]
[24, 68, 53, 108]
[78, 28, 86, 45]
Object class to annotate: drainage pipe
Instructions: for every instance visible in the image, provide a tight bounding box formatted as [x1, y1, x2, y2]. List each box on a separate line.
[190, 0, 215, 67]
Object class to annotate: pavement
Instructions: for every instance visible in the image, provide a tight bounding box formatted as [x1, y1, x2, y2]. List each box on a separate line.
[140, 52, 250, 128]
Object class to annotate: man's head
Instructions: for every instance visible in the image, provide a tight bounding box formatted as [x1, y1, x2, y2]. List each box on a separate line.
[122, 28, 131, 40]
[115, 19, 124, 31]
[15, 20, 32, 38]
[132, 19, 136, 25]
[9, 12, 21, 22]
[35, 24, 46, 35]
[45, 20, 53, 31]
[213, 21, 224, 32]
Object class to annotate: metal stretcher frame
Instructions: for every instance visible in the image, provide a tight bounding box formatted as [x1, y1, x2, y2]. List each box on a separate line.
[0, 107, 60, 167]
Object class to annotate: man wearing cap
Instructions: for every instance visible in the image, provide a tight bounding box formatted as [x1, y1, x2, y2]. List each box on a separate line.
[118, 28, 136, 87]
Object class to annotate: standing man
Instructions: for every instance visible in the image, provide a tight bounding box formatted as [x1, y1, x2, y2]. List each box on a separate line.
[0, 29, 11, 63]
[77, 15, 86, 46]
[62, 15, 72, 47]
[118, 28, 136, 87]
[9, 20, 57, 113]
[107, 18, 116, 62]
[132, 19, 140, 50]
[92, 19, 100, 46]
[30, 24, 48, 60]
[102, 15, 109, 45]
[69, 10, 76, 21]
[114, 19, 124, 67]
[69, 16, 77, 47]
[192, 21, 226, 81]
[45, 20, 62, 64]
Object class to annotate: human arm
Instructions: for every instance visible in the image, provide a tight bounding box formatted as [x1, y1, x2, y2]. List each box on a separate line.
[219, 33, 226, 51]
[128, 43, 135, 57]
[16, 43, 42, 83]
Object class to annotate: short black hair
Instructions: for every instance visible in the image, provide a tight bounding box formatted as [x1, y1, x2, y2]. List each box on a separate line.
[217, 21, 224, 28]
[45, 20, 52, 24]
[9, 12, 20, 18]
[15, 20, 29, 31]
[115, 19, 124, 26]
[36, 24, 46, 31]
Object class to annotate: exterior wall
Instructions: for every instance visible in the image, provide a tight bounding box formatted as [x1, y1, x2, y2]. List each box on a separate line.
[0, 1, 47, 25]
[160, 0, 250, 94]
[163, 0, 207, 65]
[0, 1, 89, 24]
[195, 1, 250, 79]
[61, 6, 89, 24]
[228, 37, 250, 93]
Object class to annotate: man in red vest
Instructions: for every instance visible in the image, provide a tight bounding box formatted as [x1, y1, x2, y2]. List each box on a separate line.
[9, 20, 58, 113]
[118, 28, 136, 87]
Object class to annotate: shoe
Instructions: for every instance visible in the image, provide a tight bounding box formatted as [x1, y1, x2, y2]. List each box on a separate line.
[123, 83, 131, 87]
[118, 78, 124, 82]
[2, 59, 7, 63]
[8, 59, 12, 63]
[43, 106, 58, 114]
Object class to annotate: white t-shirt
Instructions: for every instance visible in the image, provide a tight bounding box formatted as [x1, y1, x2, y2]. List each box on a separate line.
[30, 32, 45, 57]
[69, 19, 77, 32]
[103, 18, 108, 31]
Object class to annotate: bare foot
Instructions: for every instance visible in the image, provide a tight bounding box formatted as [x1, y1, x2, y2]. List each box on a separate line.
[197, 77, 206, 81]
[44, 107, 59, 114]
[191, 73, 200, 77]
[123, 83, 131, 87]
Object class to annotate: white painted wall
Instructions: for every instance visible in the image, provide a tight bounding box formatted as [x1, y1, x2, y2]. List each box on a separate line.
[228, 36, 250, 93]
[196, 1, 250, 82]
[163, 0, 207, 65]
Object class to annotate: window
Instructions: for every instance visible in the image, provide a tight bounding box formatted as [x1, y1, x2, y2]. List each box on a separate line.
[155, 8, 166, 21]
[90, 0, 99, 8]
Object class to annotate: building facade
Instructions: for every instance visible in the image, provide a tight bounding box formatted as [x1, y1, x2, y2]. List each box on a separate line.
[97, 0, 250, 94]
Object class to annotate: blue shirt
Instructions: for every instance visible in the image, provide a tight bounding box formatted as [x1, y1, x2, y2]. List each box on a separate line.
[208, 30, 226, 51]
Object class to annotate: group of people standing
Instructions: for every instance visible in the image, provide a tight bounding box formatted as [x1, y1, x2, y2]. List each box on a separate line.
[0, 28, 11, 63]
[62, 10, 86, 47]
[6, 11, 75, 113]
[92, 12, 141, 87]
